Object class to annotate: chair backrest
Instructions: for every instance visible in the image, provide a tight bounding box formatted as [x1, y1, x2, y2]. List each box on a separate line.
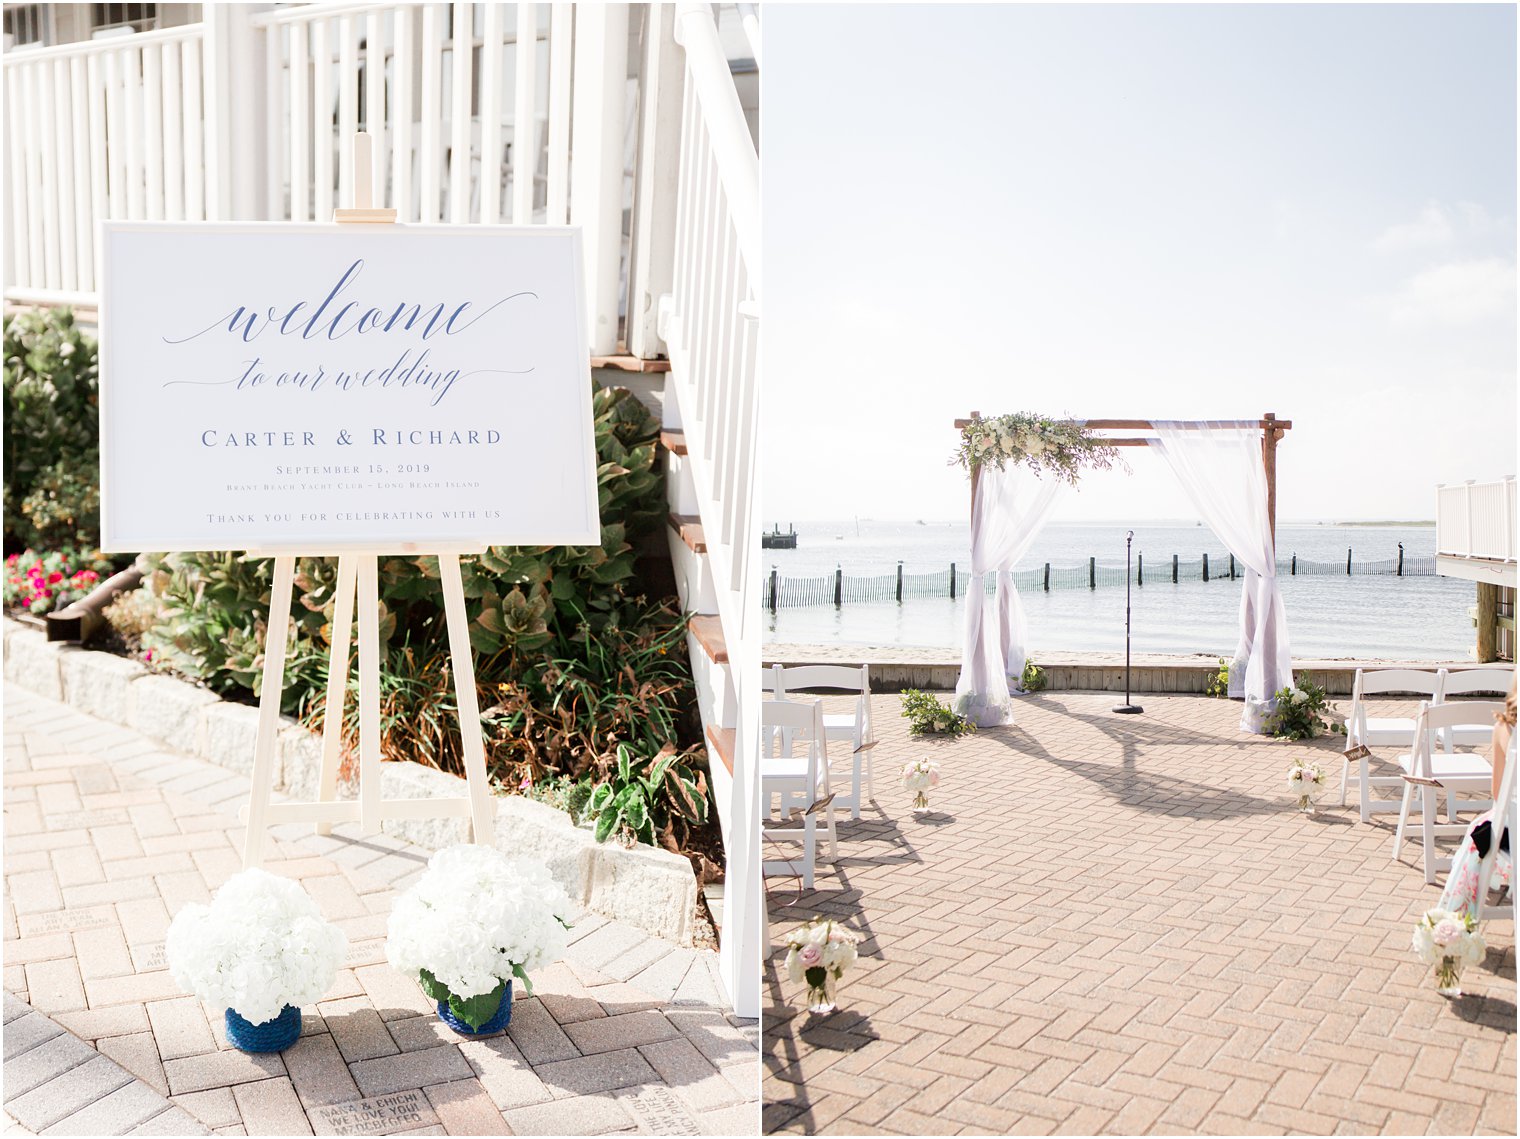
[1440, 667, 1514, 697]
[1411, 700, 1506, 773]
[771, 664, 869, 694]
[1476, 729, 1517, 921]
[1350, 669, 1445, 746]
[1355, 668, 1445, 698]
[760, 699, 829, 802]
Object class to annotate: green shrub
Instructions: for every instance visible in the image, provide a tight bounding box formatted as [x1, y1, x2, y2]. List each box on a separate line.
[1020, 660, 1047, 692]
[585, 742, 710, 850]
[900, 689, 976, 737]
[3, 310, 101, 550]
[1205, 658, 1230, 698]
[1264, 679, 1331, 740]
[133, 382, 714, 858]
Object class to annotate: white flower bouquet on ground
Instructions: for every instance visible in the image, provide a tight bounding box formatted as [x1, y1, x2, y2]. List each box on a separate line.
[1286, 761, 1325, 813]
[784, 918, 860, 1015]
[386, 843, 572, 1035]
[165, 868, 346, 1052]
[1412, 907, 1486, 996]
[901, 758, 941, 812]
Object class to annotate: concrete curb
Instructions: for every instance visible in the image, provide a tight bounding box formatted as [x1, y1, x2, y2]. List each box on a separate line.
[2, 619, 700, 945]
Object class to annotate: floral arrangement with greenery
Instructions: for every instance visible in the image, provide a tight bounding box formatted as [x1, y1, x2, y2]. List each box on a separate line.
[900, 689, 976, 737]
[1020, 660, 1047, 693]
[952, 412, 1119, 484]
[1264, 679, 1331, 740]
[1204, 658, 1230, 698]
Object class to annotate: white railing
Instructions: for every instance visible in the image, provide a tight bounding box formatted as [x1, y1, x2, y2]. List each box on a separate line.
[3, 23, 213, 305]
[664, 0, 759, 1018]
[4, 2, 644, 356]
[1438, 477, 1518, 564]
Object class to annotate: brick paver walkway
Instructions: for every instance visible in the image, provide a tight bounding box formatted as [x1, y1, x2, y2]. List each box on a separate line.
[762, 692, 1517, 1135]
[3, 686, 757, 1135]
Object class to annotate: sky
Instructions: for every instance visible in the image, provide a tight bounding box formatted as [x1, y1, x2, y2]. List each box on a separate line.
[761, 3, 1518, 523]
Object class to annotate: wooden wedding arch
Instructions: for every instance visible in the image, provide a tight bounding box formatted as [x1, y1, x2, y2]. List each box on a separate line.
[954, 412, 1293, 544]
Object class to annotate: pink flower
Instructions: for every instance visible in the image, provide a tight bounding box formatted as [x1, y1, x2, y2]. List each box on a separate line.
[519, 774, 532, 791]
[798, 943, 822, 967]
[46, 571, 63, 585]
[928, 771, 941, 787]
[1432, 918, 1466, 947]
[142, 649, 155, 663]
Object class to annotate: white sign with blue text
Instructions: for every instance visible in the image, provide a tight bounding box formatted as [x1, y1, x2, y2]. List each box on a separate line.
[100, 223, 600, 552]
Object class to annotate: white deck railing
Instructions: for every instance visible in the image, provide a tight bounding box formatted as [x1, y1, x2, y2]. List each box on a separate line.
[1437, 477, 1518, 565]
[663, 0, 759, 1017]
[3, 2, 642, 355]
[3, 23, 212, 305]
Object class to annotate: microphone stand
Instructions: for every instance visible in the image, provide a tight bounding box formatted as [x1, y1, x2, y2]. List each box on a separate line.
[1113, 529, 1143, 715]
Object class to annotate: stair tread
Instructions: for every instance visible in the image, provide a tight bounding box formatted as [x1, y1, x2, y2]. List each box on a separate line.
[668, 512, 707, 554]
[706, 726, 735, 776]
[660, 429, 689, 456]
[688, 614, 728, 664]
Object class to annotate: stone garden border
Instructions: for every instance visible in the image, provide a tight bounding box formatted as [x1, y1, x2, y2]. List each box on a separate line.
[1, 618, 701, 946]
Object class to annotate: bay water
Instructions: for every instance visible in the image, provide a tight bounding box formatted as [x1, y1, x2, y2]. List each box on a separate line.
[762, 520, 1476, 661]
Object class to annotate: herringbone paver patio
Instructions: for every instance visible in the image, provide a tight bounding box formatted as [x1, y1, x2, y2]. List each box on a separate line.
[3, 686, 758, 1135]
[761, 692, 1517, 1136]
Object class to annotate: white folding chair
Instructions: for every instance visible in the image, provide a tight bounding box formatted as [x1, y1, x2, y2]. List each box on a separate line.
[1392, 701, 1503, 885]
[760, 699, 837, 889]
[1476, 731, 1517, 925]
[1435, 667, 1513, 747]
[770, 664, 874, 820]
[1341, 668, 1445, 822]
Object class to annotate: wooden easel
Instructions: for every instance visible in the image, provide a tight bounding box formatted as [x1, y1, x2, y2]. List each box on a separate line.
[241, 133, 494, 868]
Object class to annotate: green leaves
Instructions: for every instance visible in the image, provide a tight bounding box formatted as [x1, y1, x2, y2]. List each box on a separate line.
[585, 742, 711, 851]
[418, 970, 508, 1030]
[900, 690, 976, 737]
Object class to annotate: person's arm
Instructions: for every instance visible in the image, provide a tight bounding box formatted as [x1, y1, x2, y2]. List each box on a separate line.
[1493, 679, 1516, 801]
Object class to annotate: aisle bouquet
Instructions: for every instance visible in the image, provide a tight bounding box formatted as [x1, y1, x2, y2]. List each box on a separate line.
[1411, 907, 1486, 996]
[386, 844, 572, 1035]
[784, 918, 861, 1015]
[1285, 761, 1325, 813]
[165, 869, 346, 1052]
[901, 758, 941, 812]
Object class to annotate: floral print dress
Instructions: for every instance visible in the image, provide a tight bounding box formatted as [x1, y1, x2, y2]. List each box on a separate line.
[1437, 816, 1510, 922]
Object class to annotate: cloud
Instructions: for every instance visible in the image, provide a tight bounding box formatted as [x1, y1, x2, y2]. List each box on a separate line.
[1372, 202, 1456, 253]
[1387, 258, 1517, 327]
[1372, 200, 1502, 254]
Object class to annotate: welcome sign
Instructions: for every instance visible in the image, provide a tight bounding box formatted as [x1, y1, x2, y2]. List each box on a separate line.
[99, 223, 600, 552]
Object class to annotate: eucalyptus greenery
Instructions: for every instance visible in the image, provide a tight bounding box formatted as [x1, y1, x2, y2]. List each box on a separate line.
[952, 412, 1119, 485]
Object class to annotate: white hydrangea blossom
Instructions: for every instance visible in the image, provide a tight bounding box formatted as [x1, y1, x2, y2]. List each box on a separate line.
[385, 844, 572, 1000]
[165, 868, 346, 1026]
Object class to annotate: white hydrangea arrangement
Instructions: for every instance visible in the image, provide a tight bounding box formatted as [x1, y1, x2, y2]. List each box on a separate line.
[901, 758, 941, 812]
[784, 918, 860, 1014]
[1412, 907, 1486, 995]
[165, 868, 347, 1026]
[386, 843, 572, 1030]
[1285, 761, 1325, 812]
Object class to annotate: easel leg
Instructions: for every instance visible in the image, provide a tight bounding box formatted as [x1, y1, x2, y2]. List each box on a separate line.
[438, 554, 496, 845]
[242, 556, 297, 870]
[315, 556, 357, 836]
[357, 556, 383, 835]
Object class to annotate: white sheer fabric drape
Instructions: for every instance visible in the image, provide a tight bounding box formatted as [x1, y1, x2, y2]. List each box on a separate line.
[1150, 422, 1292, 733]
[953, 464, 1063, 727]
